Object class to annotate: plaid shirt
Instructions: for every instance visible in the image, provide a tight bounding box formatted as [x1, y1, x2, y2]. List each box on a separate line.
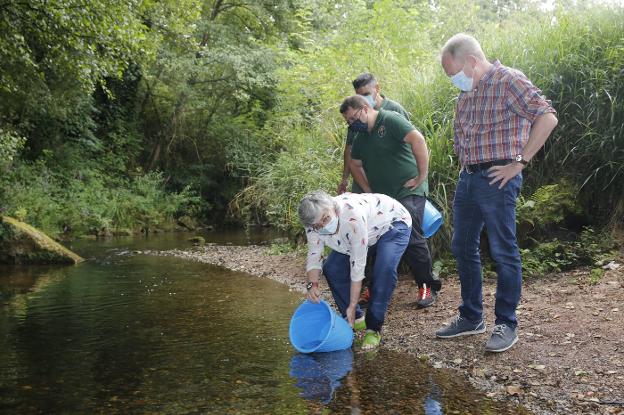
[454, 60, 556, 166]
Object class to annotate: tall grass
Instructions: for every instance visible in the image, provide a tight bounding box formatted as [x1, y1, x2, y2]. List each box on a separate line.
[485, 9, 624, 223]
[236, 4, 624, 250]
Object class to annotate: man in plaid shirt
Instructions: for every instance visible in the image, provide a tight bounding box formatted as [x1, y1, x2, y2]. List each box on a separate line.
[435, 33, 558, 352]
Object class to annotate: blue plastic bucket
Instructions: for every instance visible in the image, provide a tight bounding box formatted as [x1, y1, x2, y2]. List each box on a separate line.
[289, 300, 353, 353]
[423, 200, 443, 238]
[289, 348, 354, 403]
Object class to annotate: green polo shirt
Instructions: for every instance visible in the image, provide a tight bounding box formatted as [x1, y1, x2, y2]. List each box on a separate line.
[346, 97, 410, 145]
[347, 97, 410, 193]
[350, 109, 428, 200]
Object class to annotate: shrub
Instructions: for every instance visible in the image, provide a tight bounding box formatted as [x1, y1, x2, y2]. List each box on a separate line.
[0, 161, 199, 237]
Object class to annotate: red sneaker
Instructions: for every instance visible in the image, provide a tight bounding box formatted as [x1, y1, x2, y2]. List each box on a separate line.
[359, 286, 370, 305]
[416, 283, 437, 308]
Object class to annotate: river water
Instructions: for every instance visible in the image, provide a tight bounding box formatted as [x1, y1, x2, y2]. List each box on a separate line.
[0, 231, 529, 414]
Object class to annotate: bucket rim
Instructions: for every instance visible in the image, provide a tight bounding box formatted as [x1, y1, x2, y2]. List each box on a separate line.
[289, 299, 336, 353]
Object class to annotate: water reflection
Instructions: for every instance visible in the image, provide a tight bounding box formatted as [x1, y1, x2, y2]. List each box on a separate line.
[289, 348, 531, 415]
[290, 350, 444, 413]
[289, 349, 354, 403]
[424, 376, 443, 415]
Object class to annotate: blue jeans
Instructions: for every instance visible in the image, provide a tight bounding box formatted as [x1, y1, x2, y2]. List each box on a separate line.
[322, 221, 410, 332]
[451, 169, 522, 328]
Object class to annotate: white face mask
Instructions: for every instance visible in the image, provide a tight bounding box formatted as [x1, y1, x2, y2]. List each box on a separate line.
[450, 70, 474, 92]
[318, 215, 339, 235]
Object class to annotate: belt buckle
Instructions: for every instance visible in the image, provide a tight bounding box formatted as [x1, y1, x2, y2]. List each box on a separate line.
[464, 164, 475, 174]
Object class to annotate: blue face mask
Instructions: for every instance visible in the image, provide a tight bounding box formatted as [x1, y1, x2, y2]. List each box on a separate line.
[450, 70, 474, 91]
[364, 94, 376, 109]
[318, 215, 339, 235]
[348, 119, 368, 133]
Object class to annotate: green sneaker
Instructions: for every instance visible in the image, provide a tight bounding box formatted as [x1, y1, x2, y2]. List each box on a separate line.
[361, 330, 381, 350]
[354, 315, 366, 332]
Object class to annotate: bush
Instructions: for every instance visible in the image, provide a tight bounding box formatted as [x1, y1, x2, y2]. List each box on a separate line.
[521, 227, 618, 277]
[0, 161, 199, 237]
[516, 181, 585, 243]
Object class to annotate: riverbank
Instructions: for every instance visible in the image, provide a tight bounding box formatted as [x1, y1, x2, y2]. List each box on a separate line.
[148, 244, 624, 415]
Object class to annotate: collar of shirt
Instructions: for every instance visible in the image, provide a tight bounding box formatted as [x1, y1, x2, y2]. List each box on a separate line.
[463, 59, 501, 94]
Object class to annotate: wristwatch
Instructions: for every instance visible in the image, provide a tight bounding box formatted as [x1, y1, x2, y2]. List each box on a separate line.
[515, 154, 529, 166]
[306, 281, 318, 291]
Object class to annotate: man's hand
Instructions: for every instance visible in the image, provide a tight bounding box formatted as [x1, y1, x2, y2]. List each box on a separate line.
[487, 162, 524, 189]
[403, 176, 424, 190]
[337, 178, 349, 195]
[345, 304, 357, 328]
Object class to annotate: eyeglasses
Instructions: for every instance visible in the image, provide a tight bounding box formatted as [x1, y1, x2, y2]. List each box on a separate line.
[345, 108, 364, 126]
[310, 213, 331, 231]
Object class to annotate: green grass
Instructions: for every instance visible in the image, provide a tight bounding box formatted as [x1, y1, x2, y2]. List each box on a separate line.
[236, 5, 624, 262]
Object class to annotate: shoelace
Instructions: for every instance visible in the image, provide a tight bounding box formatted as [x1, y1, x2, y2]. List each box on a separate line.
[451, 314, 465, 327]
[491, 324, 507, 337]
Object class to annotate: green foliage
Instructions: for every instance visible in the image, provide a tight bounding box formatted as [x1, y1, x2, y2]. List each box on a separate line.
[0, 0, 147, 165]
[232, 131, 340, 231]
[267, 241, 302, 256]
[520, 227, 617, 277]
[516, 181, 584, 239]
[0, 128, 26, 169]
[485, 7, 624, 221]
[1, 0, 623, 254]
[588, 268, 605, 285]
[1, 0, 307, 230]
[0, 161, 199, 237]
[238, 1, 624, 260]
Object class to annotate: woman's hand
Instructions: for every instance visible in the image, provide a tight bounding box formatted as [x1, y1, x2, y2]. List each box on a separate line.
[346, 280, 362, 328]
[345, 304, 356, 328]
[306, 283, 321, 303]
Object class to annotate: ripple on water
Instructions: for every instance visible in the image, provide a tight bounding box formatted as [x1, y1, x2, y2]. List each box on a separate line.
[1, 236, 531, 414]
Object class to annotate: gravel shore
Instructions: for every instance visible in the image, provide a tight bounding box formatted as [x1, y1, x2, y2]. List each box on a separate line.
[148, 244, 624, 415]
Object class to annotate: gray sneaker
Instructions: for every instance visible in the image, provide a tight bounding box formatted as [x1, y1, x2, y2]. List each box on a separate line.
[435, 315, 486, 338]
[485, 324, 518, 352]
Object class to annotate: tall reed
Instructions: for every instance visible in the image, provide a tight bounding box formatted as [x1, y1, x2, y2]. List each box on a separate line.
[236, 4, 624, 248]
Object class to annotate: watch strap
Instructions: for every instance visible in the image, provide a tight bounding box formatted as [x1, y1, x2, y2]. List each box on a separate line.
[516, 154, 529, 166]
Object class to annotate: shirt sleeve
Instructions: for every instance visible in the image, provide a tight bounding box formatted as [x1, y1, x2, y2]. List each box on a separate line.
[388, 112, 416, 143]
[346, 213, 368, 282]
[506, 72, 556, 122]
[305, 229, 325, 272]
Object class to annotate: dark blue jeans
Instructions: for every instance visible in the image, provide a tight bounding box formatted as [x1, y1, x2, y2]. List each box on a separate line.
[451, 169, 523, 329]
[322, 221, 410, 332]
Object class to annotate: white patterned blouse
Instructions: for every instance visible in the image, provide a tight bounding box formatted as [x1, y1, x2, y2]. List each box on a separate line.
[304, 192, 412, 282]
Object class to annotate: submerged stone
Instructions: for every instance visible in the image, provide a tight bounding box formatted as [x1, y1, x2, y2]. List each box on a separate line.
[0, 216, 84, 265]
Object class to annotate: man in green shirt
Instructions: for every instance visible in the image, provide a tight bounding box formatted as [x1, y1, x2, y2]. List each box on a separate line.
[338, 73, 411, 195]
[339, 95, 442, 307]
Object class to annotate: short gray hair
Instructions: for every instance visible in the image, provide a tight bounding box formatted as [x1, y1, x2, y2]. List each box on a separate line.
[298, 190, 338, 227]
[440, 33, 486, 61]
